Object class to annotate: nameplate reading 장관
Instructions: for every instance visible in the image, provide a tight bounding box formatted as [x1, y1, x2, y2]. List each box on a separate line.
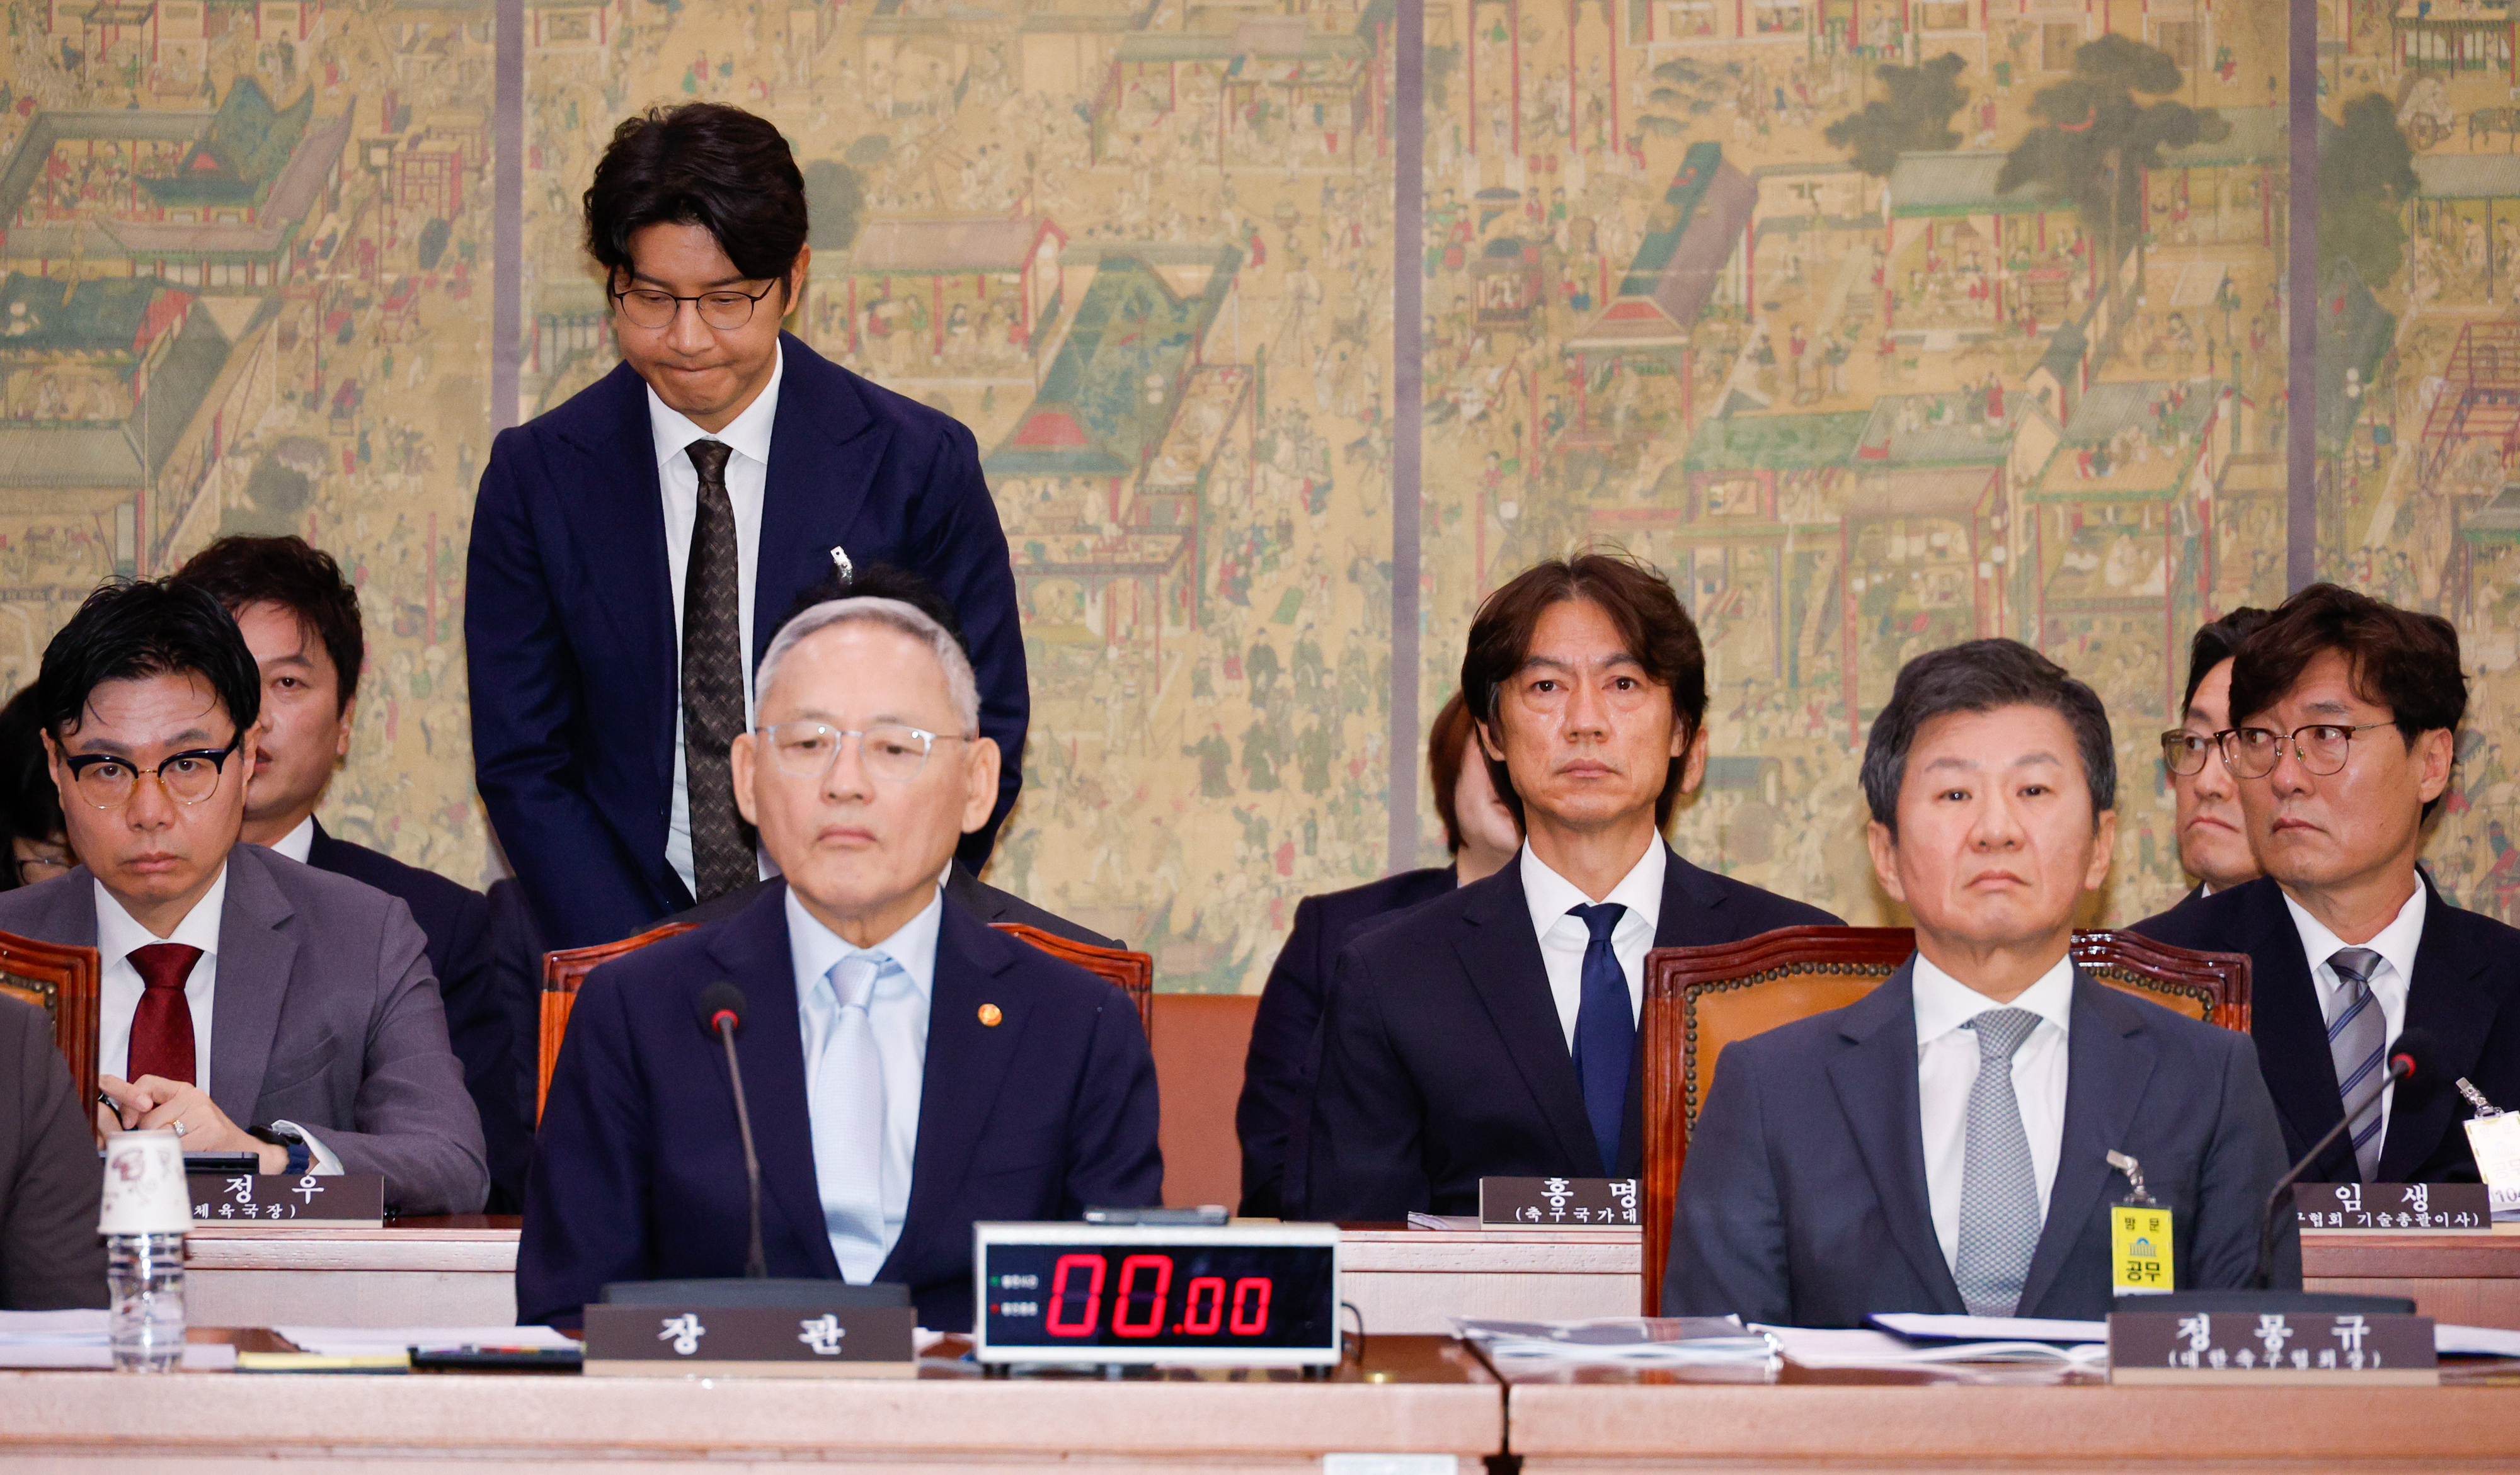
[185, 1173, 385, 1227]
[2109, 1311, 2437, 1386]
[582, 1305, 917, 1378]
[2293, 1182, 2494, 1234]
[1478, 1177, 1640, 1229]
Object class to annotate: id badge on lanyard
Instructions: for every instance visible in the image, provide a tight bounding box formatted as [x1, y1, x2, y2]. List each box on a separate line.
[2107, 1149, 2175, 1296]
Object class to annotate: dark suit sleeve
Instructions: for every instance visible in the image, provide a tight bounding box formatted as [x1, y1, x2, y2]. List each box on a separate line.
[1236, 896, 1327, 1217]
[1058, 985, 1164, 1214]
[431, 886, 530, 1212]
[466, 428, 675, 948]
[2192, 1028, 2298, 1292]
[0, 1008, 105, 1310]
[1663, 1039, 1792, 1325]
[316, 903, 490, 1215]
[1303, 944, 1431, 1219]
[516, 960, 655, 1326]
[895, 415, 1028, 872]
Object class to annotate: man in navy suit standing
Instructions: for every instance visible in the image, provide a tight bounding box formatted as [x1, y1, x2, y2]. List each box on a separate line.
[518, 593, 1158, 1331]
[1304, 554, 1840, 1220]
[1666, 641, 2293, 1326]
[467, 103, 1026, 950]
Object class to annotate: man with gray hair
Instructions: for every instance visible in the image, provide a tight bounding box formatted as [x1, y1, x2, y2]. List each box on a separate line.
[517, 596, 1160, 1332]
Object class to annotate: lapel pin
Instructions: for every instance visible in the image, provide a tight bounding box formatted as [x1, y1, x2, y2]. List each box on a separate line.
[829, 544, 854, 581]
[978, 1003, 1002, 1027]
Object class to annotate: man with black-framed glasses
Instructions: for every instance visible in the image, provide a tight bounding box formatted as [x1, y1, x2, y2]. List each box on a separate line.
[2134, 583, 2520, 1185]
[467, 101, 1027, 954]
[2153, 607, 2270, 910]
[0, 580, 487, 1214]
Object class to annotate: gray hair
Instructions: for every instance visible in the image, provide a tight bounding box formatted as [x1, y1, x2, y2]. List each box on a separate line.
[755, 596, 980, 734]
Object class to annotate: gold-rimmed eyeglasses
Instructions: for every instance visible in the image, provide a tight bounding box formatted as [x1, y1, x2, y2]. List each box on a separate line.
[610, 280, 781, 332]
[60, 736, 243, 810]
[755, 720, 969, 784]
[2216, 722, 2398, 779]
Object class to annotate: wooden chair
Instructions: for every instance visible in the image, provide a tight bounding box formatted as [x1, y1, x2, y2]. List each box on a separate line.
[534, 920, 1157, 1124]
[1637, 924, 2252, 1314]
[0, 928, 100, 1128]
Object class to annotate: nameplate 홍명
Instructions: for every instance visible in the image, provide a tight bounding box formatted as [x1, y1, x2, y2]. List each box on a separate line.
[1477, 1176, 1640, 1229]
[185, 1173, 385, 1227]
[2109, 1311, 2437, 1386]
[581, 1304, 917, 1378]
[2292, 1182, 2493, 1234]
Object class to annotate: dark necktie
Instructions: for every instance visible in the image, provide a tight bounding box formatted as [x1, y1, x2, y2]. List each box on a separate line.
[1568, 903, 1633, 1175]
[2328, 947, 2389, 1182]
[682, 438, 753, 903]
[127, 943, 203, 1085]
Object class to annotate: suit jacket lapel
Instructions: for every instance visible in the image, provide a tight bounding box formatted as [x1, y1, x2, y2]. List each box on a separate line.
[1653, 848, 1731, 948]
[755, 336, 888, 664]
[558, 363, 677, 790]
[1453, 867, 1601, 1172]
[2384, 879, 2492, 1180]
[209, 850, 297, 1125]
[2240, 881, 2343, 1171]
[1826, 964, 1963, 1311]
[884, 901, 1026, 1280]
[706, 884, 842, 1280]
[2019, 975, 2155, 1315]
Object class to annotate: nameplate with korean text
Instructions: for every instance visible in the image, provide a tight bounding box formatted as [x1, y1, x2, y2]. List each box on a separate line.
[185, 1173, 384, 1227]
[581, 1304, 916, 1377]
[2109, 1311, 2437, 1386]
[2292, 1182, 2494, 1234]
[1477, 1176, 1640, 1229]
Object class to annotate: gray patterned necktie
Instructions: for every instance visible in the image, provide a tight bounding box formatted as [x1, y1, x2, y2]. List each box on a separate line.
[2328, 947, 2389, 1182]
[1954, 1007, 2044, 1318]
[681, 438, 753, 902]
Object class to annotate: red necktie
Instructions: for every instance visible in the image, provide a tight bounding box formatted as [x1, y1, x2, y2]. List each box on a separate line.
[127, 943, 203, 1085]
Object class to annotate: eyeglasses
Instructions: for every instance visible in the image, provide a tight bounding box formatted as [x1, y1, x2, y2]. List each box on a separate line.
[2158, 729, 2225, 777]
[2216, 722, 2399, 779]
[60, 736, 243, 810]
[13, 852, 70, 886]
[610, 280, 781, 332]
[755, 721, 968, 785]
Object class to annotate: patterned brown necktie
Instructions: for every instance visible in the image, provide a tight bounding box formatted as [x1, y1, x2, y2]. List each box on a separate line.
[127, 943, 203, 1085]
[682, 438, 753, 902]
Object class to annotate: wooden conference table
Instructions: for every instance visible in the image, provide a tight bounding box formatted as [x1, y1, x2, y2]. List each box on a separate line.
[183, 1217, 2520, 1333]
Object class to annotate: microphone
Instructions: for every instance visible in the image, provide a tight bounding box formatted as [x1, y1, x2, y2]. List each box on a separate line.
[2251, 1027, 2436, 1289]
[696, 981, 769, 1280]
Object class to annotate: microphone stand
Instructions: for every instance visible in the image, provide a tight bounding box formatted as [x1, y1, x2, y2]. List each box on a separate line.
[713, 1015, 769, 1280]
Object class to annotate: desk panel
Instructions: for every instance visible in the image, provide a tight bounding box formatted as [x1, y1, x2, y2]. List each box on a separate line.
[2304, 1226, 2520, 1331]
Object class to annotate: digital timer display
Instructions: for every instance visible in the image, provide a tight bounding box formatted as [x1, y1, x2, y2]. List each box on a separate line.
[974, 1223, 1342, 1365]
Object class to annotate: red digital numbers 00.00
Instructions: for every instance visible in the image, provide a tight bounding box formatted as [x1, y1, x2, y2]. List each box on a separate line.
[1039, 1254, 1271, 1340]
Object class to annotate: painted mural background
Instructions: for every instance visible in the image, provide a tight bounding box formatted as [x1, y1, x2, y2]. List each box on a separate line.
[1, 0, 2511, 990]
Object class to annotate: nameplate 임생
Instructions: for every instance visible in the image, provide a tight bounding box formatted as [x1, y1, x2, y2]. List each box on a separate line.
[186, 1173, 384, 1227]
[2109, 1311, 2437, 1386]
[2292, 1182, 2494, 1234]
[1477, 1176, 1640, 1229]
[582, 1304, 917, 1378]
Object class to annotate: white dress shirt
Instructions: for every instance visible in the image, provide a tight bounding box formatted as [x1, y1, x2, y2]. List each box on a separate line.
[2282, 882, 2424, 1149]
[1915, 951, 2075, 1273]
[1518, 840, 1665, 1049]
[651, 345, 781, 899]
[266, 816, 316, 865]
[787, 883, 938, 1283]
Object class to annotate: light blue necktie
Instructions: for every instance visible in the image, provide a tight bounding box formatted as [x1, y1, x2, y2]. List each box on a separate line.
[807, 952, 888, 1282]
[2328, 947, 2388, 1183]
[1953, 1008, 2043, 1318]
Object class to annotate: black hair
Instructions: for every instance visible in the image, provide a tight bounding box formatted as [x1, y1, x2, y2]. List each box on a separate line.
[32, 579, 261, 744]
[1861, 639, 2117, 834]
[169, 535, 365, 712]
[2229, 582, 2466, 823]
[0, 687, 64, 888]
[779, 561, 968, 657]
[2180, 607, 2271, 717]
[584, 103, 809, 290]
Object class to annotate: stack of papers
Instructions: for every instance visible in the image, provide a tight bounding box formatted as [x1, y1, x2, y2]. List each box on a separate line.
[273, 1325, 579, 1357]
[1760, 1325, 2108, 1369]
[1453, 1316, 1778, 1367]
[0, 1309, 234, 1370]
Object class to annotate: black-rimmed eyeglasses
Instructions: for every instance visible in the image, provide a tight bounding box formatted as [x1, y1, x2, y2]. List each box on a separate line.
[610, 280, 781, 332]
[2216, 722, 2399, 779]
[60, 735, 243, 809]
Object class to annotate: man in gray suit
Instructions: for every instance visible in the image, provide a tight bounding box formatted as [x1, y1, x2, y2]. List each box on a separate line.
[0, 994, 105, 1308]
[1664, 639, 2294, 1326]
[0, 580, 485, 1216]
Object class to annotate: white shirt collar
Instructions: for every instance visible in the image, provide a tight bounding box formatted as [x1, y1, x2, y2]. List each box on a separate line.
[648, 341, 782, 471]
[1911, 947, 2076, 1048]
[1520, 836, 1666, 943]
[266, 816, 316, 866]
[94, 862, 230, 962]
[2281, 879, 2426, 989]
[784, 879, 944, 1001]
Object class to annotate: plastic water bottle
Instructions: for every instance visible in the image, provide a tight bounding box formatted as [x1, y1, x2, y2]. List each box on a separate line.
[107, 1232, 186, 1371]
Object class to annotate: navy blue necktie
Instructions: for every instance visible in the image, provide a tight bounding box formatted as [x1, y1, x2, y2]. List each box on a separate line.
[1569, 903, 1633, 1175]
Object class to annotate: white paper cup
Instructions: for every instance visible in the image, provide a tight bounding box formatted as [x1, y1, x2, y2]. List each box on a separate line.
[99, 1130, 191, 1235]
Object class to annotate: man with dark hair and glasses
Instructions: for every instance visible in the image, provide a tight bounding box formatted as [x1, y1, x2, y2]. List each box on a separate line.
[2155, 607, 2271, 908]
[2135, 583, 2520, 1185]
[521, 595, 1157, 1332]
[467, 101, 1027, 953]
[0, 580, 486, 1214]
